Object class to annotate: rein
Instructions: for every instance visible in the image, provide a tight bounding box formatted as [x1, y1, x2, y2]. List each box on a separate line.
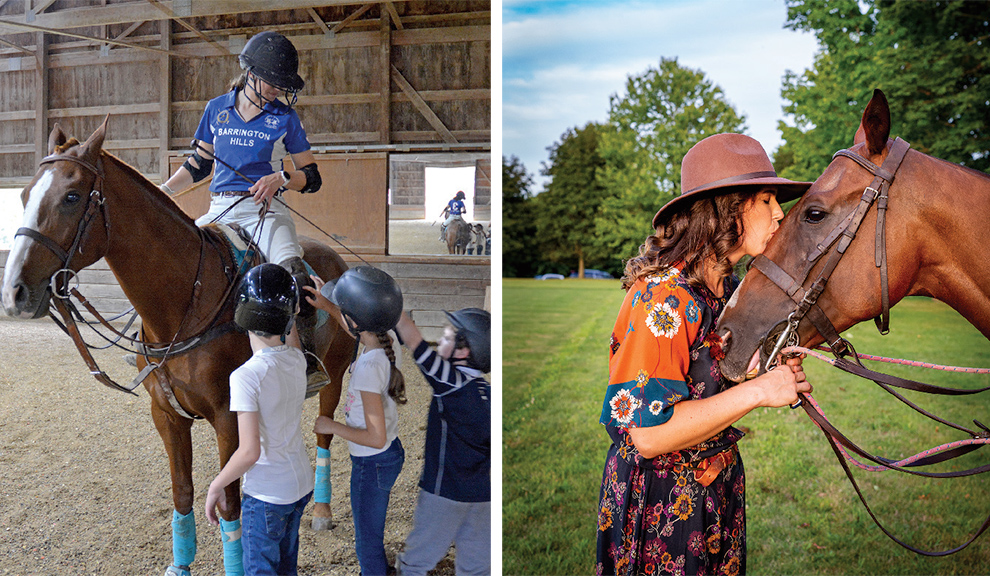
[748, 138, 990, 555]
[784, 345, 990, 556]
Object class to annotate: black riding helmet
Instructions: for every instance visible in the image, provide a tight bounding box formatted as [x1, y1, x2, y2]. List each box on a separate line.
[235, 263, 299, 337]
[454, 190, 466, 201]
[320, 266, 403, 334]
[444, 308, 491, 373]
[238, 31, 305, 93]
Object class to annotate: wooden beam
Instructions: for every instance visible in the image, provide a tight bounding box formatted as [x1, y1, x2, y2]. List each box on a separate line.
[390, 65, 457, 144]
[378, 8, 391, 144]
[29, 0, 59, 18]
[384, 2, 403, 30]
[5, 1, 406, 30]
[307, 7, 332, 36]
[159, 17, 172, 182]
[145, 0, 228, 56]
[0, 110, 35, 121]
[48, 103, 161, 118]
[332, 3, 374, 34]
[33, 30, 47, 165]
[0, 36, 33, 56]
[0, 18, 198, 58]
[109, 20, 145, 48]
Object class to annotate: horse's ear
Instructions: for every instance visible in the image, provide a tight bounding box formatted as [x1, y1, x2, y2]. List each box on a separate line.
[47, 123, 67, 155]
[860, 89, 891, 156]
[80, 114, 110, 158]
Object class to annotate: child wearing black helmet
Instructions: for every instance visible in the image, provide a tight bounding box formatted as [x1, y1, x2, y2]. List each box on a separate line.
[303, 266, 407, 576]
[393, 307, 491, 576]
[204, 263, 313, 576]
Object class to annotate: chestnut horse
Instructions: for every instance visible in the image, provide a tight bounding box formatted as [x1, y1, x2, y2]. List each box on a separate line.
[718, 90, 990, 381]
[0, 118, 353, 574]
[445, 216, 471, 254]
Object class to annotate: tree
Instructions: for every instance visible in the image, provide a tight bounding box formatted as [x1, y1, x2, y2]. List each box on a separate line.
[502, 155, 539, 278]
[777, 0, 990, 181]
[596, 57, 747, 262]
[534, 122, 611, 277]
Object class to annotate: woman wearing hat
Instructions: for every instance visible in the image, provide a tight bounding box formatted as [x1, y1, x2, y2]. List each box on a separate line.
[160, 32, 330, 392]
[596, 133, 812, 575]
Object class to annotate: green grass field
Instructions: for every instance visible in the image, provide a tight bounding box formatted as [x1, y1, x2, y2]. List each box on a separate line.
[502, 278, 990, 575]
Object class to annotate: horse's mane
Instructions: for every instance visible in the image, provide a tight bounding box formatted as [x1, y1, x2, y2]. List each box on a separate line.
[927, 153, 990, 183]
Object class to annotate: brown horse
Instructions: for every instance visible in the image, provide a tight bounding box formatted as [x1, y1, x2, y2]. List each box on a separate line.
[445, 216, 472, 254]
[717, 89, 990, 381]
[0, 118, 354, 574]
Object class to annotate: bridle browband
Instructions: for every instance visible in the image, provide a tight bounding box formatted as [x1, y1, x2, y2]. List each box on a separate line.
[751, 137, 911, 369]
[748, 137, 990, 555]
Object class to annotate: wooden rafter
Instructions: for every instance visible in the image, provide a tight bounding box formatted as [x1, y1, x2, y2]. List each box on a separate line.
[0, 35, 33, 56]
[0, 18, 199, 58]
[332, 3, 373, 34]
[145, 0, 227, 55]
[384, 2, 403, 30]
[107, 20, 145, 50]
[390, 64, 457, 144]
[307, 7, 332, 36]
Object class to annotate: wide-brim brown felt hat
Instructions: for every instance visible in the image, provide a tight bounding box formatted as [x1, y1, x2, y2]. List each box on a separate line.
[651, 133, 812, 229]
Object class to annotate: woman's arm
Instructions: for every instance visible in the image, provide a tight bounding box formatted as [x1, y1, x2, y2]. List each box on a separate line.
[314, 391, 388, 450]
[249, 149, 318, 205]
[205, 411, 261, 525]
[303, 275, 348, 331]
[628, 357, 809, 458]
[163, 141, 214, 195]
[394, 311, 424, 352]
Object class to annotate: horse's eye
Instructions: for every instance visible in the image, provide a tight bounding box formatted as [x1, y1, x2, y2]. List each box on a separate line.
[64, 191, 81, 205]
[804, 208, 827, 224]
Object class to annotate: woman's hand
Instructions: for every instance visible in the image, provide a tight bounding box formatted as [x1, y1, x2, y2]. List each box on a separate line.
[303, 275, 334, 312]
[747, 354, 811, 408]
[249, 171, 286, 205]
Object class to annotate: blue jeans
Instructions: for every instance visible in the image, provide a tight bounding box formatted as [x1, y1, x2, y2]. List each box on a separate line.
[241, 492, 312, 576]
[351, 438, 405, 575]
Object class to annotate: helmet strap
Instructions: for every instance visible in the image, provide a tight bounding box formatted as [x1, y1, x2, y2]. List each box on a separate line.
[244, 73, 297, 115]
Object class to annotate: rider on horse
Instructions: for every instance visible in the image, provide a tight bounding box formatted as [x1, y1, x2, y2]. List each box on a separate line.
[439, 190, 467, 241]
[159, 31, 330, 395]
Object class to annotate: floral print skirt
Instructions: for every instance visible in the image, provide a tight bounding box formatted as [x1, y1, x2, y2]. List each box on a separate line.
[596, 443, 746, 576]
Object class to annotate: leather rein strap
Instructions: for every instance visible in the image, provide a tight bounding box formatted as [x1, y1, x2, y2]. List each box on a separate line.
[751, 138, 990, 555]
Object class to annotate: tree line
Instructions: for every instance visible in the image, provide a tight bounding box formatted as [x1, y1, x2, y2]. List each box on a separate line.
[503, 0, 990, 279]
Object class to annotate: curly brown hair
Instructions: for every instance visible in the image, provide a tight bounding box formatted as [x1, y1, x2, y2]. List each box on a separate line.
[621, 189, 762, 291]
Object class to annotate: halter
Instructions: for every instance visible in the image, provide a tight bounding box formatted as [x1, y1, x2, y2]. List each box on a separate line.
[17, 153, 111, 298]
[750, 137, 911, 370]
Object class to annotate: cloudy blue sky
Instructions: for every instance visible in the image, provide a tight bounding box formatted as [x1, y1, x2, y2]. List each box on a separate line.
[502, 0, 822, 190]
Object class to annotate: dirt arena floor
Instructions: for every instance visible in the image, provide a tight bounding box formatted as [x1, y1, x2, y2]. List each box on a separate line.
[387, 219, 491, 257]
[0, 317, 461, 575]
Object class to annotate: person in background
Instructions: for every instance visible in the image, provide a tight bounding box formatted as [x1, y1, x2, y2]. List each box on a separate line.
[438, 190, 467, 241]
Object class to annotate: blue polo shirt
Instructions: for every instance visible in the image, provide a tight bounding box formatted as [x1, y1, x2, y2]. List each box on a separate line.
[448, 199, 466, 216]
[194, 90, 311, 193]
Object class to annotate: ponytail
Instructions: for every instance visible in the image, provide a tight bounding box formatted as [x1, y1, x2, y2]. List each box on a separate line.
[376, 332, 407, 405]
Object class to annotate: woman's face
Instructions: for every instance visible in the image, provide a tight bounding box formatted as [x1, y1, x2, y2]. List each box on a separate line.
[730, 188, 784, 263]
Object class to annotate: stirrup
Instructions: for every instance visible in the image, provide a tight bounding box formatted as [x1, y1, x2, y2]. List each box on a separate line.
[306, 370, 330, 399]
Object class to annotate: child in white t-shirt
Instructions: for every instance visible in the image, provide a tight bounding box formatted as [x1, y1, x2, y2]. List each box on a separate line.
[304, 266, 407, 576]
[205, 263, 314, 576]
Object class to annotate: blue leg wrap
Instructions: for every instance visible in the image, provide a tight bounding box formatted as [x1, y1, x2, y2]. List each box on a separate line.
[219, 517, 245, 576]
[315, 447, 332, 504]
[171, 509, 197, 569]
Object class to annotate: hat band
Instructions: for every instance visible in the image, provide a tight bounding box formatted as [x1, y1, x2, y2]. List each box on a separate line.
[683, 170, 778, 195]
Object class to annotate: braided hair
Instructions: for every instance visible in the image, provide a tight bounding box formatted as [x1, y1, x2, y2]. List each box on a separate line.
[376, 331, 407, 405]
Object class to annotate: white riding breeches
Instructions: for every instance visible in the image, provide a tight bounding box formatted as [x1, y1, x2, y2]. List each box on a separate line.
[196, 195, 303, 265]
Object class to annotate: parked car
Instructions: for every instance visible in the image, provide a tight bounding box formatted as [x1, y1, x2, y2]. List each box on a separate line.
[535, 273, 565, 280]
[569, 269, 613, 279]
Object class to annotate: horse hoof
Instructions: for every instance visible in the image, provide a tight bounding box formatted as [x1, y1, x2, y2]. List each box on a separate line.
[164, 565, 192, 576]
[312, 515, 335, 531]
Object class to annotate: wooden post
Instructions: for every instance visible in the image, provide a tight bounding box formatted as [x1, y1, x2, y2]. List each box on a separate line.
[159, 18, 172, 183]
[378, 6, 391, 145]
[33, 31, 47, 164]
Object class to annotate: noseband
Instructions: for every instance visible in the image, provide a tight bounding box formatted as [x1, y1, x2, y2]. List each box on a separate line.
[16, 153, 110, 297]
[750, 138, 911, 368]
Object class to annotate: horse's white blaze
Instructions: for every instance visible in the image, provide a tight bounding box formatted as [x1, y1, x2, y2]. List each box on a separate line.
[1, 169, 54, 315]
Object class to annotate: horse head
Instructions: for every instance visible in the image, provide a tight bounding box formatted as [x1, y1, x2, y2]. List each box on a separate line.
[718, 89, 917, 381]
[1, 117, 111, 319]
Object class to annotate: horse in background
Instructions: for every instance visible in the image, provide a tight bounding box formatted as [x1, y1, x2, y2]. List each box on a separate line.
[445, 216, 472, 254]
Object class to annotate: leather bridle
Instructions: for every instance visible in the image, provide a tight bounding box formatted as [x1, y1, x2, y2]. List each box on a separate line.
[745, 137, 990, 555]
[750, 137, 911, 370]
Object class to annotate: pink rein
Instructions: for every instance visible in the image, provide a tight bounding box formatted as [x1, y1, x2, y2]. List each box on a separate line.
[782, 345, 990, 472]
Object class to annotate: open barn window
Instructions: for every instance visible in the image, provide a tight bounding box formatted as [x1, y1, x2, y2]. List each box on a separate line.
[388, 152, 491, 257]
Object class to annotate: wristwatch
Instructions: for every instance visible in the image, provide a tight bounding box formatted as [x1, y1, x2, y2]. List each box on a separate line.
[280, 170, 291, 188]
